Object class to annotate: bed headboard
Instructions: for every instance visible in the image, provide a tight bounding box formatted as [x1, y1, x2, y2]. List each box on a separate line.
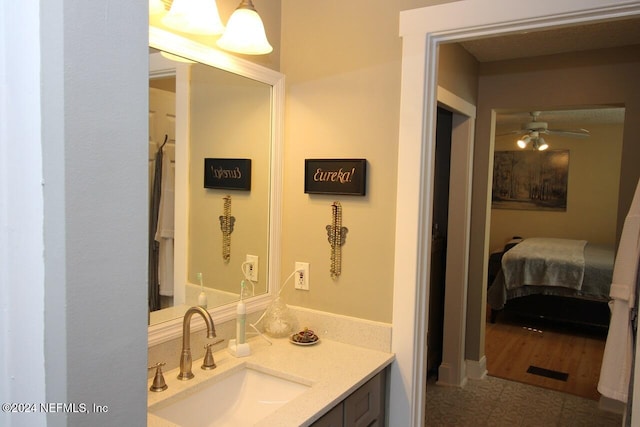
[504, 236, 523, 252]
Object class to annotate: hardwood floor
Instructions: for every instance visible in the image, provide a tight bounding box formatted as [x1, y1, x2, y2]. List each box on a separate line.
[485, 312, 607, 401]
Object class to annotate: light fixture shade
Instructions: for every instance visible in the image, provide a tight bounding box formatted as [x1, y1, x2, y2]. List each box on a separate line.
[217, 1, 273, 55]
[537, 137, 549, 151]
[149, 0, 165, 16]
[162, 0, 224, 36]
[160, 51, 196, 63]
[517, 135, 530, 149]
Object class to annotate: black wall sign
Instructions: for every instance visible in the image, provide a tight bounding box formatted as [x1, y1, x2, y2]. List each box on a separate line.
[304, 159, 367, 196]
[204, 158, 251, 191]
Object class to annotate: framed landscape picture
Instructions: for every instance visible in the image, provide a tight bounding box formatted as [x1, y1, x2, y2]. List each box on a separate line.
[492, 150, 569, 211]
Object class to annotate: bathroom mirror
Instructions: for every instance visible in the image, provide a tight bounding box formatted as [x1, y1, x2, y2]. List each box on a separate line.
[148, 26, 283, 344]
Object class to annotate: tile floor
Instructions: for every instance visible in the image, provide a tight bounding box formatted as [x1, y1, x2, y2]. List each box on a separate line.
[425, 375, 623, 426]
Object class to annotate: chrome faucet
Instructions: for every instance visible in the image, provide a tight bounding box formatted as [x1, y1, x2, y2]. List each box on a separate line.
[177, 306, 216, 380]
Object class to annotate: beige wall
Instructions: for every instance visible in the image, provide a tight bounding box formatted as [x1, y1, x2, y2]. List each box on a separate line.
[475, 46, 640, 243]
[490, 122, 624, 252]
[279, 1, 458, 323]
[438, 42, 479, 105]
[149, 0, 474, 324]
[466, 45, 640, 362]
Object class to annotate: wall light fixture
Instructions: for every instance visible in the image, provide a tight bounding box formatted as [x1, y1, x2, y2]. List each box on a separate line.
[161, 0, 225, 36]
[217, 0, 273, 55]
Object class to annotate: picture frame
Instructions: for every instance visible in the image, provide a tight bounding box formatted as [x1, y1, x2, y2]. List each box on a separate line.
[204, 158, 251, 191]
[304, 159, 367, 196]
[492, 150, 569, 211]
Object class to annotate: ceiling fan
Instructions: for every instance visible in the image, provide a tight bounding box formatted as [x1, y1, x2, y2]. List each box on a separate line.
[500, 111, 590, 151]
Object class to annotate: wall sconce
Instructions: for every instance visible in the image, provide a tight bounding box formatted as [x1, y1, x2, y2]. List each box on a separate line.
[149, 0, 166, 16]
[161, 0, 225, 36]
[154, 0, 273, 55]
[217, 0, 273, 55]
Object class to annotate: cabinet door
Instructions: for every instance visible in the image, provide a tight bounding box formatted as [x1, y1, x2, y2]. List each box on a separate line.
[313, 402, 344, 427]
[343, 371, 385, 426]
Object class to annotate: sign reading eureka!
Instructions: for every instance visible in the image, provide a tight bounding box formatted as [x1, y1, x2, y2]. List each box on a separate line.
[304, 159, 367, 196]
[204, 158, 251, 191]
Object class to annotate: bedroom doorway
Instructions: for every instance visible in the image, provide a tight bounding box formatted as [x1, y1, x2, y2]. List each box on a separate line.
[393, 3, 640, 425]
[483, 106, 625, 401]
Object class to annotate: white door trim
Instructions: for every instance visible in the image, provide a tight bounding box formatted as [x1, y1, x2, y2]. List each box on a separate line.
[391, 1, 640, 425]
[437, 98, 475, 388]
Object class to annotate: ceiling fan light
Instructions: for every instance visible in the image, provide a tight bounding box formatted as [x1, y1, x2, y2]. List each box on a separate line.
[516, 135, 530, 149]
[537, 137, 549, 151]
[162, 0, 225, 36]
[217, 0, 273, 55]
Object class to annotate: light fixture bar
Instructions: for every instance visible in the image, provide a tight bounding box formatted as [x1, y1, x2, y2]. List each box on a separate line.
[516, 131, 550, 151]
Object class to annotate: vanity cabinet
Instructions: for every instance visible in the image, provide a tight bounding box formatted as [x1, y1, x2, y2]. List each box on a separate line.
[312, 368, 386, 427]
[313, 403, 343, 427]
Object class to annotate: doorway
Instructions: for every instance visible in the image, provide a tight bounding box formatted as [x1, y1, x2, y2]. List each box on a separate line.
[426, 107, 452, 377]
[484, 106, 625, 400]
[391, 2, 640, 425]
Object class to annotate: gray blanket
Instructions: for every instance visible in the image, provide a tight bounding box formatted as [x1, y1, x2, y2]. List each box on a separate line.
[488, 241, 614, 310]
[502, 238, 587, 290]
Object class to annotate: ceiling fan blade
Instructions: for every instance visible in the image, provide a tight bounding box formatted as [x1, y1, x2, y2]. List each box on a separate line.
[545, 129, 590, 138]
[496, 130, 525, 136]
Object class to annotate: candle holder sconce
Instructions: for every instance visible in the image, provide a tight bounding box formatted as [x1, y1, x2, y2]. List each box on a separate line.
[219, 195, 235, 262]
[326, 201, 348, 279]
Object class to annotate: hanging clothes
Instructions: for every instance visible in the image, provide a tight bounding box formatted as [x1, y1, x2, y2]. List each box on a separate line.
[598, 178, 640, 403]
[155, 143, 175, 296]
[148, 135, 167, 312]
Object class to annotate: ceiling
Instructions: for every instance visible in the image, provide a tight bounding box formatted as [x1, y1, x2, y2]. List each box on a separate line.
[494, 108, 626, 135]
[460, 17, 640, 63]
[459, 17, 639, 128]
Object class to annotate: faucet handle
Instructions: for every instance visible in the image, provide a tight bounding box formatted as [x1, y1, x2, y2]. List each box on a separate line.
[148, 362, 168, 392]
[201, 339, 224, 370]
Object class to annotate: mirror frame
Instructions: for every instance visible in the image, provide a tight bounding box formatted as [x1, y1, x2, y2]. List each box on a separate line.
[148, 26, 284, 345]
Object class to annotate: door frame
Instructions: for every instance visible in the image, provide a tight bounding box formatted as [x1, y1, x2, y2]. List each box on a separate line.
[390, 1, 640, 426]
[435, 88, 476, 388]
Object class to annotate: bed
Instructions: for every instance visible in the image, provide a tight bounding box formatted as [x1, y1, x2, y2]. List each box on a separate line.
[487, 237, 615, 329]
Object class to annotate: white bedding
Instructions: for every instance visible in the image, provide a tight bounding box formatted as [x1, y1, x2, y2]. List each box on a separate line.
[502, 237, 587, 290]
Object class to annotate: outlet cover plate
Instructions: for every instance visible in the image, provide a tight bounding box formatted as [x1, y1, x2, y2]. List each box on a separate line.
[295, 262, 309, 290]
[246, 254, 259, 281]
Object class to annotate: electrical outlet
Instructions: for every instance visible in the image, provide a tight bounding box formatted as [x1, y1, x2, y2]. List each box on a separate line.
[295, 262, 309, 290]
[245, 255, 258, 281]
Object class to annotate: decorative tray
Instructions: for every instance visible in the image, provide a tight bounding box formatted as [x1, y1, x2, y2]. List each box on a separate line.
[289, 328, 320, 346]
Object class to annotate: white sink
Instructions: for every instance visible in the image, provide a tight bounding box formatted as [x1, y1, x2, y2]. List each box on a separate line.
[149, 367, 311, 427]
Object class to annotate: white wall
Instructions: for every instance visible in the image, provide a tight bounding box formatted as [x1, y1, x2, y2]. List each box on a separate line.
[1, 2, 47, 425]
[2, 1, 149, 426]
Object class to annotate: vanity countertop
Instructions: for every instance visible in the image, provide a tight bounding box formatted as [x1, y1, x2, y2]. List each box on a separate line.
[147, 335, 395, 426]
